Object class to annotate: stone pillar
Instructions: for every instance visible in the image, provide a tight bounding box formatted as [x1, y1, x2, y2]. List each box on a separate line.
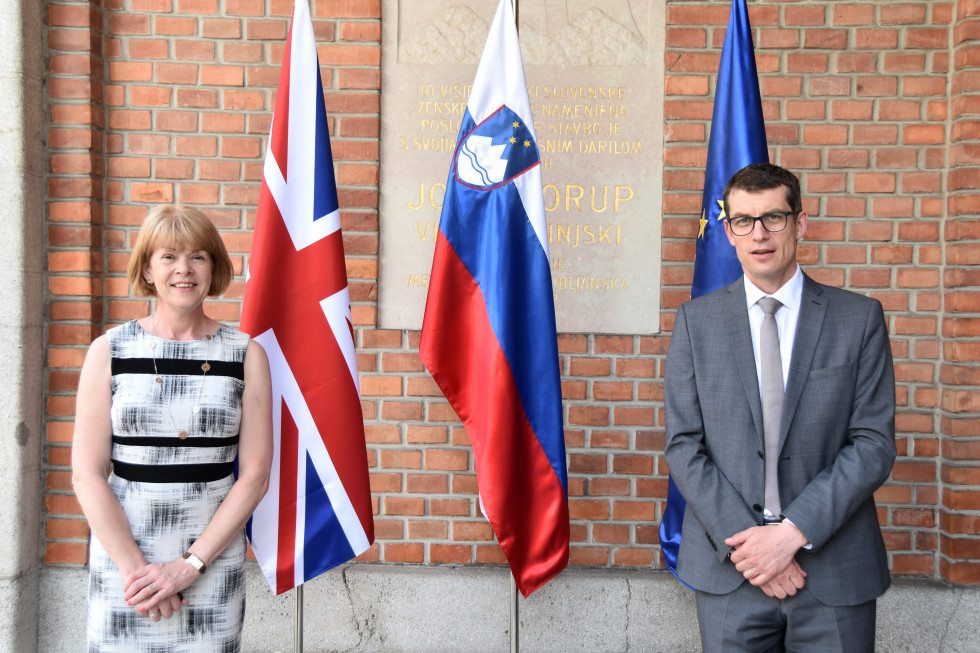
[941, 0, 980, 584]
[0, 0, 45, 649]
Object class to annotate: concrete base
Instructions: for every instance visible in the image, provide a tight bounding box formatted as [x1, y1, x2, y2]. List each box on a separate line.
[41, 564, 979, 651]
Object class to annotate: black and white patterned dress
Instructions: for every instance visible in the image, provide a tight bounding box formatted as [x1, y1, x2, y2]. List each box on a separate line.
[87, 320, 250, 653]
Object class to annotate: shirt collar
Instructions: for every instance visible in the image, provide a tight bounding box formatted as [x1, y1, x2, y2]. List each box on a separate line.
[743, 265, 804, 312]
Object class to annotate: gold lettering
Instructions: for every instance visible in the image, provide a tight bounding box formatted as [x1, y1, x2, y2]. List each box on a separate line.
[416, 222, 439, 241]
[543, 184, 559, 212]
[557, 223, 572, 245]
[547, 223, 622, 246]
[615, 186, 634, 213]
[429, 183, 446, 209]
[591, 186, 608, 213]
[565, 185, 584, 212]
[551, 276, 631, 291]
[582, 224, 595, 245]
[408, 182, 425, 210]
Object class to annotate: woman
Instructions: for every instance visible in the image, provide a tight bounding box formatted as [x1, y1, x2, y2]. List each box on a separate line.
[72, 204, 272, 652]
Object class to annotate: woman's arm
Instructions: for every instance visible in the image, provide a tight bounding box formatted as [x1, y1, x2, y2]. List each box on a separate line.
[128, 338, 273, 612]
[72, 335, 150, 581]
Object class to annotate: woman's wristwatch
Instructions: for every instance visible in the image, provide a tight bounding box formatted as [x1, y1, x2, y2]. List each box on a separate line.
[182, 551, 207, 575]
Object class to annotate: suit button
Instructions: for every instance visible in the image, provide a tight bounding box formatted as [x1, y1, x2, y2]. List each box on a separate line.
[757, 450, 764, 459]
[753, 504, 763, 513]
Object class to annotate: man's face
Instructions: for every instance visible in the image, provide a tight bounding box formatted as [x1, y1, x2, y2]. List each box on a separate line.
[724, 186, 808, 294]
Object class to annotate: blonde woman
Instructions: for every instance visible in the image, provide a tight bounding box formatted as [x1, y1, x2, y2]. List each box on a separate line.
[73, 205, 272, 651]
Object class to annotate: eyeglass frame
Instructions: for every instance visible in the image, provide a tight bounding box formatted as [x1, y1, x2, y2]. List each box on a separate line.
[726, 210, 799, 236]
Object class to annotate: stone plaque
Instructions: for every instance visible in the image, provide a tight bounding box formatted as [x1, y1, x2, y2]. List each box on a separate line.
[379, 0, 665, 334]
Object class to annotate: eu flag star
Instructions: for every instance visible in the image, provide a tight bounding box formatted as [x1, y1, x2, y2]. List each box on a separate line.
[698, 208, 708, 239]
[523, 139, 531, 147]
[716, 199, 726, 221]
[513, 121, 521, 129]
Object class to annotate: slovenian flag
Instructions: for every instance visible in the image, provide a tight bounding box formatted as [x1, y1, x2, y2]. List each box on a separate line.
[241, 0, 374, 595]
[660, 0, 768, 585]
[419, 0, 569, 598]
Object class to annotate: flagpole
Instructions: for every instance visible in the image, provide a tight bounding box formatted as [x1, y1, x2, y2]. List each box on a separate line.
[513, 6, 521, 650]
[295, 585, 304, 653]
[511, 0, 520, 649]
[510, 572, 520, 653]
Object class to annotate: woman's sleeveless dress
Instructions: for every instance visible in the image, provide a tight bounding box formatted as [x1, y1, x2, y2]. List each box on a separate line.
[87, 320, 249, 653]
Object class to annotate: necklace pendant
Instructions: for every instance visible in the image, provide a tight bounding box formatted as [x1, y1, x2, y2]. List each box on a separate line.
[155, 377, 162, 384]
[178, 430, 189, 440]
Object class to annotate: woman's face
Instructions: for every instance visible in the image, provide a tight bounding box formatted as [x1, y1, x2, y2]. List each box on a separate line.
[143, 244, 213, 311]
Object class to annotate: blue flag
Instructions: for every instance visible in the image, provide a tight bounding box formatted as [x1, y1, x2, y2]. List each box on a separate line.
[660, 0, 769, 585]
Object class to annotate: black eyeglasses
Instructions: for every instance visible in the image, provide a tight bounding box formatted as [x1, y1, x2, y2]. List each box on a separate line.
[726, 211, 797, 236]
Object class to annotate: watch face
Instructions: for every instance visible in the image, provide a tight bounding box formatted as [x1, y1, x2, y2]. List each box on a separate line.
[184, 553, 205, 572]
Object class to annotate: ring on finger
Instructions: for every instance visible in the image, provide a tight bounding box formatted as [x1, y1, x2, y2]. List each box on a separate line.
[149, 611, 159, 618]
[148, 583, 157, 593]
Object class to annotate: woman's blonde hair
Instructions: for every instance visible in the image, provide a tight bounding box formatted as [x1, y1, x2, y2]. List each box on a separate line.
[127, 204, 234, 297]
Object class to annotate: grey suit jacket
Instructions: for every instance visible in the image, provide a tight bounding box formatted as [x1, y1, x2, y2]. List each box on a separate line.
[664, 274, 896, 606]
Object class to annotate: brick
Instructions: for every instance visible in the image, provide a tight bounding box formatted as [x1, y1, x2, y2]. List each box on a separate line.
[857, 76, 899, 97]
[46, 518, 90, 539]
[424, 449, 468, 471]
[406, 474, 448, 494]
[201, 65, 245, 86]
[202, 18, 242, 38]
[406, 426, 446, 445]
[158, 111, 199, 131]
[430, 499, 470, 517]
[50, 78, 100, 101]
[44, 542, 89, 565]
[156, 63, 199, 84]
[340, 21, 381, 42]
[314, 0, 381, 19]
[246, 20, 289, 41]
[383, 543, 423, 563]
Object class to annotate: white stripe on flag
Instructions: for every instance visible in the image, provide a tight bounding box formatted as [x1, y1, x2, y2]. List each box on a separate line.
[321, 291, 359, 394]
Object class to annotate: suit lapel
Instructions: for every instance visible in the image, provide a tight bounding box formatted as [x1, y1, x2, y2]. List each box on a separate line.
[781, 274, 827, 447]
[722, 278, 765, 444]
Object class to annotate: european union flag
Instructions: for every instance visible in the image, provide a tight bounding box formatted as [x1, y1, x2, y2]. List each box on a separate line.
[660, 0, 769, 585]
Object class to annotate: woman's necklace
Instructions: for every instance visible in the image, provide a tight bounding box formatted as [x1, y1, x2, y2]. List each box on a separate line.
[146, 316, 213, 440]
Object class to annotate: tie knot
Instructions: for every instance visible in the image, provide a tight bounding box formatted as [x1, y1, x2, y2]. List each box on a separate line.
[758, 296, 782, 315]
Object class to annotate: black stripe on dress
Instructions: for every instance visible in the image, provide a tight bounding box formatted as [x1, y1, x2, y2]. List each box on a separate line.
[111, 357, 245, 380]
[111, 460, 235, 483]
[111, 435, 240, 448]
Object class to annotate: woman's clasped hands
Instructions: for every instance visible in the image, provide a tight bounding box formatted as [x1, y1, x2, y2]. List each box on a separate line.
[123, 559, 195, 622]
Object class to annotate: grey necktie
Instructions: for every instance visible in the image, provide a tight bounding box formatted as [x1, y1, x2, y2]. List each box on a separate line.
[758, 296, 784, 516]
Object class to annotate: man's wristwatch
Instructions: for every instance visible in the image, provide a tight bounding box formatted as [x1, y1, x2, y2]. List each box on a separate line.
[182, 551, 207, 575]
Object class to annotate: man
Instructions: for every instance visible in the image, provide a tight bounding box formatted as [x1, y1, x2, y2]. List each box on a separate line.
[664, 163, 896, 651]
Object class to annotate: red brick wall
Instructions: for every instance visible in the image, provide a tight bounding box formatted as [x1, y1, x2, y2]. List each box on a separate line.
[44, 0, 980, 584]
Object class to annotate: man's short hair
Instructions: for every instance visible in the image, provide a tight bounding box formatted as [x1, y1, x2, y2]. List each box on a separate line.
[723, 163, 803, 217]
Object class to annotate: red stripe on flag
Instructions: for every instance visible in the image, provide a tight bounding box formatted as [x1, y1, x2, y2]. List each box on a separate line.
[421, 236, 569, 596]
[276, 400, 299, 594]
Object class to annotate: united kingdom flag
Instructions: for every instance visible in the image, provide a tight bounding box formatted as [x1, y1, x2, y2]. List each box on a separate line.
[241, 0, 374, 595]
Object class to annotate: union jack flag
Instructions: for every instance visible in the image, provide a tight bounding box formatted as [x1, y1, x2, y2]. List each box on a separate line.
[241, 0, 374, 595]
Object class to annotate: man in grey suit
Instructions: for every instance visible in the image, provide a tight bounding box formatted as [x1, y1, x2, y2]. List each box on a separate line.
[664, 163, 896, 651]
